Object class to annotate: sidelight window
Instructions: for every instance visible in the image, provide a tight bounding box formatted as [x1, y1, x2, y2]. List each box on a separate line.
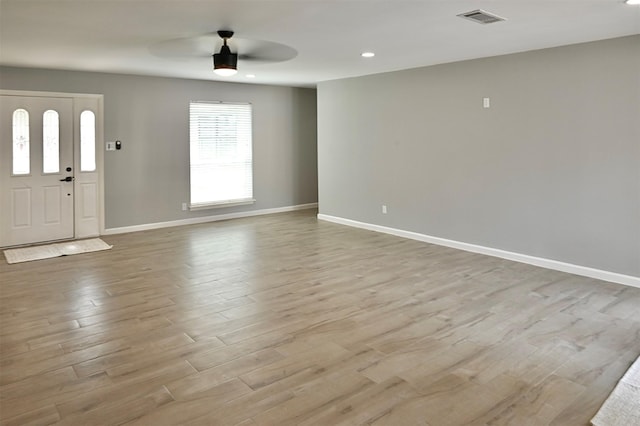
[80, 110, 96, 172]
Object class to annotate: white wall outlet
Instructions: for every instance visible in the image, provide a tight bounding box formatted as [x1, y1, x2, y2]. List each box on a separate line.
[181, 202, 187, 211]
[382, 205, 387, 214]
[483, 97, 491, 108]
[106, 141, 116, 151]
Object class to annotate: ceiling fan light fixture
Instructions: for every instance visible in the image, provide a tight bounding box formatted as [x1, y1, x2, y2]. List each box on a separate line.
[213, 31, 238, 76]
[213, 67, 237, 77]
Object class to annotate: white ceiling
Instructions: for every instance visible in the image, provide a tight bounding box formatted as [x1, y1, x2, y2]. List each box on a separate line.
[1, 0, 638, 88]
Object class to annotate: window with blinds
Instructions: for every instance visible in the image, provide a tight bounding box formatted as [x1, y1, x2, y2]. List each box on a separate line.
[189, 102, 253, 209]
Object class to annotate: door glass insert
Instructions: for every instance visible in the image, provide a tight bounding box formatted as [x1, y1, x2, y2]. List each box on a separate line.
[42, 110, 60, 173]
[80, 110, 96, 172]
[12, 108, 30, 175]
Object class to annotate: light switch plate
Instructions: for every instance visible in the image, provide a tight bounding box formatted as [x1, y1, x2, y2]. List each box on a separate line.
[106, 141, 116, 151]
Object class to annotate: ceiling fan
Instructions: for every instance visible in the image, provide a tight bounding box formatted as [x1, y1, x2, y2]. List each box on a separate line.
[213, 30, 237, 76]
[150, 30, 298, 77]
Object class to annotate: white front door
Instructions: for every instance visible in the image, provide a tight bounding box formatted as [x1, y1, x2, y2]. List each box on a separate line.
[0, 95, 75, 247]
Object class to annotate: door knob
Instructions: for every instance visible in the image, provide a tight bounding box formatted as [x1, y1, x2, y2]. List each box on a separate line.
[59, 176, 74, 182]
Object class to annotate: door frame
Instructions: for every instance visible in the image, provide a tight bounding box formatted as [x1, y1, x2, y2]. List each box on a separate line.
[0, 89, 105, 243]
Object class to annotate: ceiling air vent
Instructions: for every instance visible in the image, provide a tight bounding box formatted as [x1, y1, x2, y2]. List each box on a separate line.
[457, 9, 506, 24]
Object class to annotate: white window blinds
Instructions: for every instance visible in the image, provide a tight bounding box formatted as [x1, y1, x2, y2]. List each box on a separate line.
[189, 102, 253, 208]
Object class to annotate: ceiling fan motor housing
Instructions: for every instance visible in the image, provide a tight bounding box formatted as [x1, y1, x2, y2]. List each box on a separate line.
[213, 45, 238, 70]
[213, 30, 237, 72]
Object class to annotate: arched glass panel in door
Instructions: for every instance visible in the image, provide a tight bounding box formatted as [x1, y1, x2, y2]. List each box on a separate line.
[42, 110, 60, 173]
[12, 108, 30, 175]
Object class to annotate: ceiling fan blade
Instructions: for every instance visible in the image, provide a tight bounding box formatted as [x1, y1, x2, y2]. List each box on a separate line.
[238, 53, 275, 62]
[149, 34, 220, 59]
[238, 42, 297, 63]
[150, 33, 297, 64]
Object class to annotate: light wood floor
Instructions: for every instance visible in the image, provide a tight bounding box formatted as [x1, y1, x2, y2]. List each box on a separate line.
[1, 209, 639, 425]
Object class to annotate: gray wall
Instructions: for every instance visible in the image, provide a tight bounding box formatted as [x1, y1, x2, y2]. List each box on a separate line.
[0, 68, 318, 228]
[318, 35, 640, 277]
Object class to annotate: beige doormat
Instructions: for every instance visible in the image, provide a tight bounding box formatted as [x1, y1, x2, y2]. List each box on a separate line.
[592, 355, 640, 426]
[3, 238, 112, 264]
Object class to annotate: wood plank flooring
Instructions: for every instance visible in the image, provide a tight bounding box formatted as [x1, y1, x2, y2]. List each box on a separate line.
[1, 209, 639, 425]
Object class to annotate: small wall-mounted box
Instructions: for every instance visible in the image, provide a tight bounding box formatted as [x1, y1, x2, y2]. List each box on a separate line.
[106, 140, 122, 151]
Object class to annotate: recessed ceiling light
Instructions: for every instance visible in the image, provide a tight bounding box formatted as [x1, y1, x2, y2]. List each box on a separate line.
[361, 52, 375, 58]
[625, 0, 640, 5]
[246, 74, 256, 78]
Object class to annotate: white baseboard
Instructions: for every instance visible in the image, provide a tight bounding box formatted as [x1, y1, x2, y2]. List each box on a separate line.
[317, 213, 640, 289]
[103, 203, 318, 235]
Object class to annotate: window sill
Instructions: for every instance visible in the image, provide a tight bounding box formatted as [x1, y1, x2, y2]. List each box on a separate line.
[189, 199, 256, 211]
